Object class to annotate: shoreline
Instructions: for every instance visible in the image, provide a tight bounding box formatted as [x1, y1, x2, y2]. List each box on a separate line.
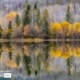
[0, 39, 80, 42]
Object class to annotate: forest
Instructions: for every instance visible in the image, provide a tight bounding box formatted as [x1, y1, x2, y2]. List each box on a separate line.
[0, 1, 80, 40]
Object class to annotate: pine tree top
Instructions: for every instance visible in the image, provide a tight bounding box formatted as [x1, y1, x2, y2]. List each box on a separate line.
[34, 2, 37, 10]
[27, 4, 31, 11]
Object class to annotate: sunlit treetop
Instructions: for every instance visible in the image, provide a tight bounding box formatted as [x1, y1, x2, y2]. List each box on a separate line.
[73, 22, 80, 28]
[49, 22, 61, 34]
[73, 22, 80, 32]
[5, 11, 17, 21]
[60, 21, 70, 28]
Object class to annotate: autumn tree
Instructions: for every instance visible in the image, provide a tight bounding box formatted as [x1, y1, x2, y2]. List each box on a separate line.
[60, 21, 70, 39]
[73, 22, 80, 38]
[0, 25, 3, 38]
[49, 22, 60, 39]
[6, 21, 13, 39]
[22, 25, 30, 38]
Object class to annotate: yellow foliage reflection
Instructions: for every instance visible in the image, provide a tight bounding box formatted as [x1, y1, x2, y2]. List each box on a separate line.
[49, 46, 61, 58]
[5, 60, 17, 68]
[49, 44, 77, 59]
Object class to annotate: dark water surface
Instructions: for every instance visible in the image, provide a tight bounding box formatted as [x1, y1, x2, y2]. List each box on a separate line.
[0, 42, 80, 80]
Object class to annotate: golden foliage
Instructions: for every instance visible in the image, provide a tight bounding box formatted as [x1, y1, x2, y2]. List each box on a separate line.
[5, 60, 17, 68]
[5, 12, 17, 20]
[60, 52, 70, 59]
[49, 46, 61, 58]
[22, 25, 30, 36]
[49, 21, 80, 37]
[60, 21, 70, 28]
[6, 47, 12, 53]
[68, 24, 73, 35]
[73, 22, 80, 33]
[23, 45, 30, 56]
[73, 47, 80, 57]
[6, 29, 12, 34]
[49, 22, 60, 35]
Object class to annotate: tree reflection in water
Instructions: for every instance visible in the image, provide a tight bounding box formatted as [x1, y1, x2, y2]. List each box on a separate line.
[0, 42, 80, 79]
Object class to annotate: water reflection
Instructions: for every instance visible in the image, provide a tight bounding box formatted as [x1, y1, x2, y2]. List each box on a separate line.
[0, 42, 80, 80]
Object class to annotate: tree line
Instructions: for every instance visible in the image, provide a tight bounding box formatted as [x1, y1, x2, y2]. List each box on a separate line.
[0, 3, 80, 39]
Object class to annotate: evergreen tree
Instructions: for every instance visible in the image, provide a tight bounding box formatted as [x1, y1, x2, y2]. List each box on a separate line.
[0, 43, 3, 58]
[33, 3, 38, 24]
[22, 48, 31, 76]
[23, 54, 31, 76]
[8, 21, 12, 29]
[36, 9, 41, 25]
[41, 9, 50, 39]
[15, 14, 22, 38]
[23, 4, 31, 27]
[33, 3, 40, 25]
[34, 2, 37, 10]
[66, 5, 73, 23]
[15, 14, 21, 27]
[0, 25, 3, 38]
[6, 21, 12, 39]
[6, 42, 12, 60]
[16, 54, 21, 66]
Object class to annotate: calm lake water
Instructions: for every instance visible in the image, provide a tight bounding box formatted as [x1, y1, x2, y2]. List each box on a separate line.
[0, 42, 80, 80]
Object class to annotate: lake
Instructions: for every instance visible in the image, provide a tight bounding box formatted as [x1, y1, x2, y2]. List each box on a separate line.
[0, 42, 80, 80]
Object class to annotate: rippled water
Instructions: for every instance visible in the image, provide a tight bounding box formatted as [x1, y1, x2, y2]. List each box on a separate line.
[0, 42, 80, 80]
